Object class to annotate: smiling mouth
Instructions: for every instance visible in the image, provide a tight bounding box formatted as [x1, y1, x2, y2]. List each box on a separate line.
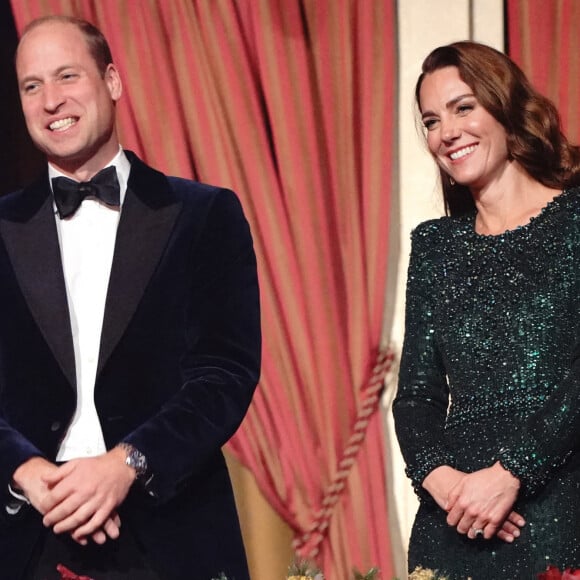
[49, 117, 77, 131]
[449, 144, 477, 160]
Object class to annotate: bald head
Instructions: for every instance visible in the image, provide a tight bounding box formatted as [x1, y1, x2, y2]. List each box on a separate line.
[18, 15, 113, 77]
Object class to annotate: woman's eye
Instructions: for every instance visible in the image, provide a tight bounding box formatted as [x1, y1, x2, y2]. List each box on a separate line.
[457, 104, 474, 115]
[423, 118, 438, 131]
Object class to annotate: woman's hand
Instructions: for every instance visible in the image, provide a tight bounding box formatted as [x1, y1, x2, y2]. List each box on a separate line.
[422, 465, 466, 510]
[445, 461, 523, 541]
[422, 463, 525, 542]
[494, 511, 525, 543]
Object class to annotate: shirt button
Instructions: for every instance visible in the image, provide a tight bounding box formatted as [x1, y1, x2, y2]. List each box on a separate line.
[50, 421, 61, 432]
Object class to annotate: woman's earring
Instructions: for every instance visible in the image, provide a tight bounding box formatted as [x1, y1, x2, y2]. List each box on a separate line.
[449, 177, 456, 186]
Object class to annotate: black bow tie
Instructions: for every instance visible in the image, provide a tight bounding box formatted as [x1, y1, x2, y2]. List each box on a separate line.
[51, 166, 120, 219]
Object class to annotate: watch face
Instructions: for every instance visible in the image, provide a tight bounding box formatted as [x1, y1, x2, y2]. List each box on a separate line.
[132, 452, 147, 473]
[123, 445, 147, 477]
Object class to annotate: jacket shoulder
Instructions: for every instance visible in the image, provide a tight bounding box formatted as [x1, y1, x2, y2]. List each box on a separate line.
[166, 176, 244, 216]
[167, 176, 237, 199]
[0, 175, 50, 221]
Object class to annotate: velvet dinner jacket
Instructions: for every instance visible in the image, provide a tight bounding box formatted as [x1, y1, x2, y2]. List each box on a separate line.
[0, 151, 261, 579]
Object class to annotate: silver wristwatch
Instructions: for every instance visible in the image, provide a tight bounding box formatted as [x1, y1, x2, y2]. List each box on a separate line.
[118, 442, 148, 480]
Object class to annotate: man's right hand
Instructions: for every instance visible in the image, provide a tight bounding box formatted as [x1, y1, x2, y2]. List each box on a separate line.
[12, 456, 57, 513]
[11, 457, 121, 545]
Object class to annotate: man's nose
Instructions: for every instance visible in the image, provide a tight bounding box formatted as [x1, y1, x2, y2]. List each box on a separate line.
[42, 83, 65, 112]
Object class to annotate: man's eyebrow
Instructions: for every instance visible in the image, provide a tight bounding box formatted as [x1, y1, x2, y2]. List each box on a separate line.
[18, 75, 41, 91]
[19, 64, 79, 86]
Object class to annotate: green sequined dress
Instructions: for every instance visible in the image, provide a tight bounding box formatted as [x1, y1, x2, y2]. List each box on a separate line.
[393, 188, 580, 580]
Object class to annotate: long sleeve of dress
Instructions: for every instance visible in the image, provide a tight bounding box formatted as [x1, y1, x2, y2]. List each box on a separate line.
[496, 322, 580, 497]
[393, 224, 454, 499]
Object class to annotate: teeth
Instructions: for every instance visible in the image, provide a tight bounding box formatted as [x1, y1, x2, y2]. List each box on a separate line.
[49, 117, 76, 131]
[450, 145, 477, 160]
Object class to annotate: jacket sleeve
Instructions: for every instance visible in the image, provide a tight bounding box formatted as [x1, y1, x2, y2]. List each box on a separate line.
[123, 188, 261, 503]
[0, 412, 48, 522]
[392, 224, 454, 501]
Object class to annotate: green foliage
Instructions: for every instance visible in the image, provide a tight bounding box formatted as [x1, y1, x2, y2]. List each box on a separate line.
[287, 557, 323, 576]
[353, 566, 380, 580]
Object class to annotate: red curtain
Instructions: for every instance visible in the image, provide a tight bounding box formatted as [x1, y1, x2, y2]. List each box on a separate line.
[10, 2, 395, 577]
[507, 0, 580, 144]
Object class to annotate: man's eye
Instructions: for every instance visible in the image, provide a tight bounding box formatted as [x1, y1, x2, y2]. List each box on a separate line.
[23, 83, 40, 94]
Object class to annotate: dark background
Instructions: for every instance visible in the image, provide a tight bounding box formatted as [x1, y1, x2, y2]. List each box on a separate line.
[1, 4, 44, 195]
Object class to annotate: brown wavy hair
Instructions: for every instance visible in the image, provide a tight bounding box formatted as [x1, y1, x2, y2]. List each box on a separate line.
[415, 41, 580, 216]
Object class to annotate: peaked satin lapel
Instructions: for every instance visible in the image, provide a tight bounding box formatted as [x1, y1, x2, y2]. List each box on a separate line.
[0, 178, 76, 387]
[98, 154, 182, 375]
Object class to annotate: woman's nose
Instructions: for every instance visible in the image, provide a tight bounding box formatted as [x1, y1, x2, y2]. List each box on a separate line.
[441, 118, 461, 142]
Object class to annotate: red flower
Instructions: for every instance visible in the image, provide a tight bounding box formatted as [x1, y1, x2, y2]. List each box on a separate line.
[538, 565, 562, 580]
[538, 566, 580, 580]
[56, 563, 95, 580]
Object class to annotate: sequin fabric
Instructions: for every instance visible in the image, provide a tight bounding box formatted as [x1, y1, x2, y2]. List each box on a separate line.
[393, 188, 580, 579]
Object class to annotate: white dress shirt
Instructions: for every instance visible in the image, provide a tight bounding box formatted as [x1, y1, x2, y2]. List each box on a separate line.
[50, 148, 131, 461]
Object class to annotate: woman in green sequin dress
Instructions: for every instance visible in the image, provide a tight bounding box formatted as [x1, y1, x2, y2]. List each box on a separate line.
[393, 42, 580, 580]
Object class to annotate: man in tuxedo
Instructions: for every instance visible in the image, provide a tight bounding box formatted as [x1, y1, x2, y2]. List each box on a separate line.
[1, 14, 260, 579]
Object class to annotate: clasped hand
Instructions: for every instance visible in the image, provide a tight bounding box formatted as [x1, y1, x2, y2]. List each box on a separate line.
[13, 447, 135, 545]
[423, 462, 524, 543]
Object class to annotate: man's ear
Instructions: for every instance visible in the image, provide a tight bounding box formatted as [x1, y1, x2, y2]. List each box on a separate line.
[105, 63, 122, 102]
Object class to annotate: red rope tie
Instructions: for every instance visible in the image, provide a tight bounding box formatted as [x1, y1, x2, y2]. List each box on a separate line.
[293, 348, 395, 556]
